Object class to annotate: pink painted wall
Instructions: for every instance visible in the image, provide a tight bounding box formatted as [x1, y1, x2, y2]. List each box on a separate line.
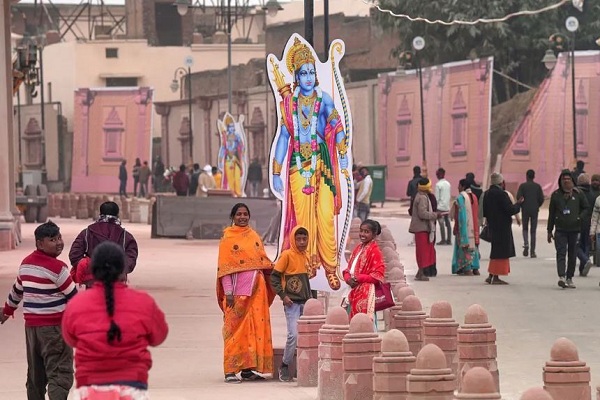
[502, 51, 600, 196]
[71, 87, 153, 193]
[378, 58, 493, 199]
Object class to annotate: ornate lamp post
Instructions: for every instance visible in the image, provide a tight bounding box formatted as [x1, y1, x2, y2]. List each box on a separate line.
[543, 17, 579, 161]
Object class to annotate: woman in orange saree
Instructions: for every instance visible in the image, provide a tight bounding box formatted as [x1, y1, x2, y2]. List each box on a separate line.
[342, 219, 385, 319]
[217, 203, 275, 383]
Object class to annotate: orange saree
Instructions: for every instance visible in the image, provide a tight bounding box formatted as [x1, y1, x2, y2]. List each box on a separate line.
[217, 225, 275, 375]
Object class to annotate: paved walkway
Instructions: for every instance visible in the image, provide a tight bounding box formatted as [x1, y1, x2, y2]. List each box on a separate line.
[0, 215, 598, 399]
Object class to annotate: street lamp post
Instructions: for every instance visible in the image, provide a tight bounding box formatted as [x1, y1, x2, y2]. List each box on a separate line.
[412, 36, 426, 164]
[324, 0, 329, 52]
[566, 16, 578, 162]
[171, 65, 193, 161]
[543, 17, 579, 162]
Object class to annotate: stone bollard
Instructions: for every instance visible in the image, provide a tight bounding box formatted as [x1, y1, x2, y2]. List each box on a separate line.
[520, 388, 554, 400]
[377, 228, 396, 250]
[297, 298, 327, 387]
[384, 285, 414, 332]
[60, 193, 73, 218]
[46, 193, 55, 217]
[457, 304, 499, 393]
[76, 194, 88, 219]
[387, 267, 404, 290]
[382, 247, 400, 264]
[393, 295, 426, 357]
[423, 301, 459, 381]
[92, 196, 103, 219]
[87, 194, 95, 219]
[113, 196, 123, 218]
[543, 337, 591, 400]
[68, 194, 77, 216]
[120, 196, 130, 220]
[407, 344, 455, 399]
[373, 329, 416, 400]
[147, 197, 155, 225]
[342, 313, 382, 400]
[318, 306, 350, 400]
[129, 197, 141, 223]
[454, 367, 501, 399]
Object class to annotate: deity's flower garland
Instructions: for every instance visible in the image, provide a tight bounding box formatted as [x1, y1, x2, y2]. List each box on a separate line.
[292, 86, 322, 195]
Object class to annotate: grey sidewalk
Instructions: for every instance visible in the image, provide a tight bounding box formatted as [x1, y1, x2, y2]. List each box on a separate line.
[0, 216, 598, 400]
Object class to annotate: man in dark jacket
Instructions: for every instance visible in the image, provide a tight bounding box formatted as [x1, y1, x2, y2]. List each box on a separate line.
[576, 174, 597, 276]
[516, 169, 545, 258]
[188, 163, 201, 196]
[547, 170, 589, 289]
[247, 158, 263, 197]
[172, 164, 190, 196]
[118, 160, 128, 197]
[406, 166, 422, 202]
[69, 201, 139, 278]
[153, 156, 165, 193]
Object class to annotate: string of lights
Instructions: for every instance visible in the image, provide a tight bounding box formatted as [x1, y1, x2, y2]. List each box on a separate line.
[364, 0, 583, 26]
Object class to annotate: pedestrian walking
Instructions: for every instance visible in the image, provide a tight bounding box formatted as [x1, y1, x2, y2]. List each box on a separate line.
[270, 226, 313, 382]
[138, 161, 151, 197]
[153, 156, 165, 193]
[188, 163, 201, 196]
[69, 201, 139, 287]
[355, 166, 373, 221]
[409, 179, 441, 281]
[197, 164, 216, 197]
[218, 203, 275, 383]
[247, 158, 263, 197]
[572, 160, 585, 182]
[576, 173, 595, 276]
[483, 173, 523, 285]
[451, 179, 480, 276]
[132, 158, 141, 197]
[589, 195, 600, 272]
[1, 221, 77, 400]
[547, 170, 588, 289]
[516, 169, 544, 258]
[406, 165, 422, 201]
[62, 242, 168, 400]
[435, 167, 452, 245]
[118, 160, 128, 197]
[172, 164, 190, 196]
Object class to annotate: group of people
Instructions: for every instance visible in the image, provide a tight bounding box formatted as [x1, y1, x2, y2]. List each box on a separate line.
[217, 203, 385, 383]
[169, 163, 222, 197]
[118, 158, 152, 198]
[407, 166, 523, 284]
[407, 160, 600, 289]
[1, 202, 168, 400]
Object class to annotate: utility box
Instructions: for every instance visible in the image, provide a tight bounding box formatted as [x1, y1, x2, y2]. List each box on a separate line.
[366, 165, 386, 207]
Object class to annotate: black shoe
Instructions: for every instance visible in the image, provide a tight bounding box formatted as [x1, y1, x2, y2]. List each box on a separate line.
[445, 240, 452, 245]
[279, 364, 292, 382]
[523, 246, 529, 257]
[241, 369, 265, 381]
[530, 251, 537, 258]
[437, 241, 446, 245]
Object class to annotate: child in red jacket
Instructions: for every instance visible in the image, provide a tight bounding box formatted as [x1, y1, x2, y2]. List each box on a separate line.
[62, 241, 168, 399]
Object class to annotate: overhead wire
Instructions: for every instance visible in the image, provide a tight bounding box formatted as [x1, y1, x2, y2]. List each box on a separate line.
[363, 0, 572, 26]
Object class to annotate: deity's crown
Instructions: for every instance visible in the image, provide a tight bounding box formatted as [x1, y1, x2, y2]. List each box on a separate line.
[224, 114, 235, 126]
[286, 37, 315, 74]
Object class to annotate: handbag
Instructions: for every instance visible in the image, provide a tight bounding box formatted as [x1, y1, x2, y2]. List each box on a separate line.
[374, 282, 395, 311]
[480, 224, 492, 242]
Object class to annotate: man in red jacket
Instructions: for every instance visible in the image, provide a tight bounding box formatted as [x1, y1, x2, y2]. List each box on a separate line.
[69, 201, 138, 285]
[172, 164, 190, 196]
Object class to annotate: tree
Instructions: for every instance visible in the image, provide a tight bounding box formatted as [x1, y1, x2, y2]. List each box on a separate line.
[374, 0, 600, 103]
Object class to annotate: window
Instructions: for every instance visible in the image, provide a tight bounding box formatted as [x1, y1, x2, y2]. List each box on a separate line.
[395, 95, 412, 162]
[575, 79, 588, 157]
[105, 77, 138, 87]
[102, 107, 125, 161]
[450, 86, 468, 157]
[512, 112, 531, 156]
[105, 48, 118, 58]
